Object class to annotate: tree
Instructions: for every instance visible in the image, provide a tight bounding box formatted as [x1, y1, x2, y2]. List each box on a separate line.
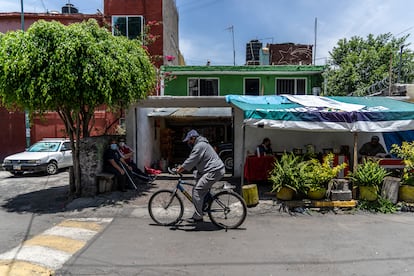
[323, 33, 414, 96]
[0, 19, 156, 196]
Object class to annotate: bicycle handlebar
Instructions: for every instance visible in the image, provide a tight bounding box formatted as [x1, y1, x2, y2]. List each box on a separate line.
[168, 167, 183, 177]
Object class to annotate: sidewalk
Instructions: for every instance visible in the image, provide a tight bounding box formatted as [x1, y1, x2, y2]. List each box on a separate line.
[64, 173, 359, 218]
[0, 170, 396, 217]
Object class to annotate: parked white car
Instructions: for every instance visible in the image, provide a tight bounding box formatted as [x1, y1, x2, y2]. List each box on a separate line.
[2, 138, 73, 175]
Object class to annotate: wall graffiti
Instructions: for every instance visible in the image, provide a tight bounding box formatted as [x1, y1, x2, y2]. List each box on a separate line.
[269, 43, 313, 65]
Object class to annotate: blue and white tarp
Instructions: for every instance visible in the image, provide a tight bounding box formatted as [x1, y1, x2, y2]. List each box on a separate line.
[225, 95, 414, 133]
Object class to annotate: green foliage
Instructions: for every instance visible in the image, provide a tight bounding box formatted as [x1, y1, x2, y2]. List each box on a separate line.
[323, 33, 414, 96]
[391, 141, 414, 186]
[0, 19, 155, 120]
[302, 153, 348, 191]
[0, 19, 156, 196]
[357, 196, 397, 214]
[269, 153, 306, 194]
[349, 159, 390, 193]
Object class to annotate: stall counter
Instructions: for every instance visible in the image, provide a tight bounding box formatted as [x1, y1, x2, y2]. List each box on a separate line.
[244, 155, 276, 182]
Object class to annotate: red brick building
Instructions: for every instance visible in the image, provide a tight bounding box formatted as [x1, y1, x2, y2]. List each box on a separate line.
[0, 0, 180, 160]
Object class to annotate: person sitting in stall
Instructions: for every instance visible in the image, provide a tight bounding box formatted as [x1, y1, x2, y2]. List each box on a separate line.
[117, 138, 154, 183]
[359, 135, 387, 160]
[256, 137, 273, 156]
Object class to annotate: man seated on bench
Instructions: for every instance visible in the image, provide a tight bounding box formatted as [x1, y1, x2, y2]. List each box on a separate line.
[103, 138, 127, 192]
[118, 138, 154, 184]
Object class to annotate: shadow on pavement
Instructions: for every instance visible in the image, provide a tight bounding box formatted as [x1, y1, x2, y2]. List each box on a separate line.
[1, 182, 152, 215]
[168, 221, 222, 232]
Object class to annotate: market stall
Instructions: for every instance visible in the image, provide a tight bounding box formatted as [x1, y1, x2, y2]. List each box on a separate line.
[225, 95, 414, 184]
[244, 155, 275, 182]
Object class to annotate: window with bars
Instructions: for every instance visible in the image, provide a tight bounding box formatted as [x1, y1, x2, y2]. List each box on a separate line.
[276, 78, 306, 95]
[112, 16, 144, 40]
[188, 78, 219, 96]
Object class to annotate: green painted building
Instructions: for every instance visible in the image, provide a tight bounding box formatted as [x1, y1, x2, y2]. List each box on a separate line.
[160, 65, 326, 96]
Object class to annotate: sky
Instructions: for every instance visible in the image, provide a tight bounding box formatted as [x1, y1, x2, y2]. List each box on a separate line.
[1, 0, 413, 66]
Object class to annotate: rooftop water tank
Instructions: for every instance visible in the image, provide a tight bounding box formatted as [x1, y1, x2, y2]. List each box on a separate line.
[62, 3, 78, 14]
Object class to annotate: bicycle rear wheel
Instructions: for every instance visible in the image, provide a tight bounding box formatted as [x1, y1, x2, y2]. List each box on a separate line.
[148, 189, 184, 226]
[207, 190, 247, 229]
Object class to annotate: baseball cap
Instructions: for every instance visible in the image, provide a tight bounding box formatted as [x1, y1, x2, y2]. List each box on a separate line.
[183, 129, 199, 142]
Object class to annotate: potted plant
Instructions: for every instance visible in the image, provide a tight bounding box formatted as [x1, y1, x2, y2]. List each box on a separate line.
[268, 153, 305, 200]
[302, 153, 348, 200]
[349, 159, 389, 201]
[391, 141, 414, 202]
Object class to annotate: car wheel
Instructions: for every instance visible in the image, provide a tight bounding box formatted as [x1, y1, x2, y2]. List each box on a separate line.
[46, 161, 58, 175]
[222, 154, 233, 172]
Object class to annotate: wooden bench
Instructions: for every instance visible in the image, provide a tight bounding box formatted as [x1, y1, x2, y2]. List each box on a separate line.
[96, 173, 116, 193]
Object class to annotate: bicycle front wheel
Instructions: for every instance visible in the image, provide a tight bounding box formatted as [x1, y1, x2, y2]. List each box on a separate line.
[148, 189, 184, 226]
[208, 190, 247, 229]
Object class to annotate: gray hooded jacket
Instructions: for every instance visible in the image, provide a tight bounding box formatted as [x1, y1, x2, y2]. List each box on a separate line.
[181, 136, 224, 174]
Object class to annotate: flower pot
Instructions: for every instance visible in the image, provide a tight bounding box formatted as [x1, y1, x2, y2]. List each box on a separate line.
[398, 185, 414, 203]
[359, 186, 378, 201]
[276, 187, 295, 201]
[307, 187, 327, 200]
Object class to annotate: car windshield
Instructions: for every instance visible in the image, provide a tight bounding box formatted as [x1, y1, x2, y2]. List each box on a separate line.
[27, 142, 60, 152]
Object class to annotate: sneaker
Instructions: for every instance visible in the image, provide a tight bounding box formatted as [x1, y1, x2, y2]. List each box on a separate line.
[184, 217, 203, 223]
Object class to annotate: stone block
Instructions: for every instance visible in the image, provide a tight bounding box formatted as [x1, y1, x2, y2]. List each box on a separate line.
[381, 176, 401, 204]
[96, 173, 115, 193]
[330, 190, 352, 201]
[332, 178, 350, 191]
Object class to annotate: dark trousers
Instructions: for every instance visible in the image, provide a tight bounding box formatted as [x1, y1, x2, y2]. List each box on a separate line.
[128, 161, 151, 181]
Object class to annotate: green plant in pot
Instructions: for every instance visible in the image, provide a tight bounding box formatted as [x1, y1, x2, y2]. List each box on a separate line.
[302, 153, 348, 200]
[349, 159, 389, 201]
[268, 153, 305, 200]
[391, 141, 414, 202]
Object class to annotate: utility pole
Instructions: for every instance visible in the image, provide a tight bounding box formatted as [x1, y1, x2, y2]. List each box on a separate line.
[397, 45, 404, 83]
[226, 25, 236, 66]
[20, 0, 31, 147]
[388, 53, 393, 96]
[313, 17, 317, 65]
[20, 0, 24, 30]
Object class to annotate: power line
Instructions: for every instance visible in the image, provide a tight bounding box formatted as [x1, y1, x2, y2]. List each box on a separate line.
[395, 26, 414, 37]
[40, 0, 47, 12]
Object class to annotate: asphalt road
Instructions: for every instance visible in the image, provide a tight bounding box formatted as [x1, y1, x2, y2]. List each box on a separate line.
[1, 171, 414, 275]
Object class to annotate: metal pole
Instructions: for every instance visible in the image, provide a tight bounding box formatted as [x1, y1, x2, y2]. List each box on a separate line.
[397, 45, 404, 83]
[20, 0, 24, 30]
[225, 25, 236, 65]
[21, 0, 31, 147]
[313, 17, 317, 65]
[241, 123, 246, 187]
[231, 26, 235, 66]
[388, 53, 393, 96]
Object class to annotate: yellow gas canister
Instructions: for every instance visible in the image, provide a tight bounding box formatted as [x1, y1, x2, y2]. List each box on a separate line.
[242, 184, 259, 207]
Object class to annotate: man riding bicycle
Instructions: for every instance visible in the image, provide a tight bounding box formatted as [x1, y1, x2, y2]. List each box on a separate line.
[177, 129, 225, 223]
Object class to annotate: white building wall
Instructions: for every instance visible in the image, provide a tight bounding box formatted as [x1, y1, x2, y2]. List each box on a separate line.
[127, 107, 161, 171]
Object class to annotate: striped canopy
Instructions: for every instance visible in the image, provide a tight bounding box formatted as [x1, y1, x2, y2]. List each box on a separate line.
[225, 95, 414, 133]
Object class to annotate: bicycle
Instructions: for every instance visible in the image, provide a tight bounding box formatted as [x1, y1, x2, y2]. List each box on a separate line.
[148, 168, 247, 229]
